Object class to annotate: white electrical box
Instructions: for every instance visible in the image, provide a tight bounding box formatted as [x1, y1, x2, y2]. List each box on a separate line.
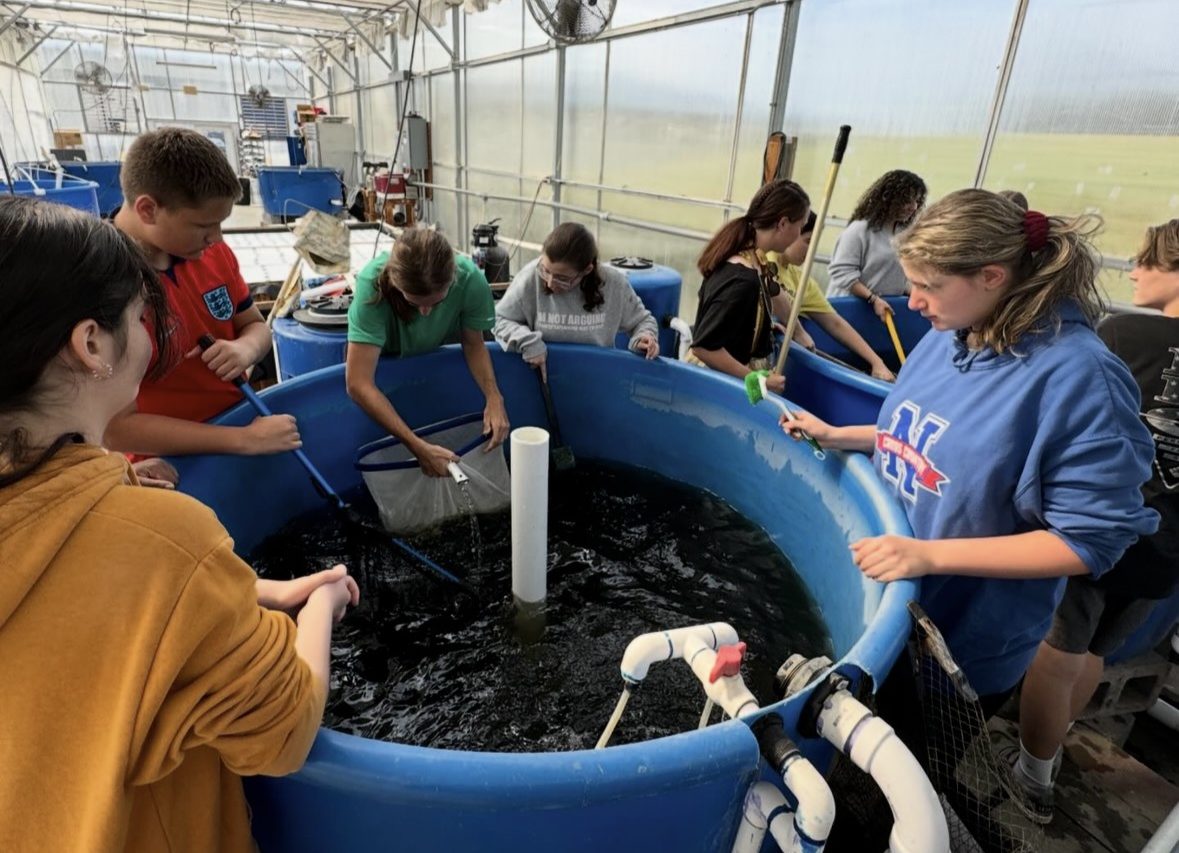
[406, 114, 430, 170]
[306, 120, 358, 189]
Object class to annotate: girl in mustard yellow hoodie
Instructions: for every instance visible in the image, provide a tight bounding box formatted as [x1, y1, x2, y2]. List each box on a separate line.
[0, 196, 359, 852]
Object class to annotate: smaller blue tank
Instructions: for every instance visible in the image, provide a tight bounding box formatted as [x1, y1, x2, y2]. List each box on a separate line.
[257, 166, 344, 218]
[59, 161, 122, 217]
[3, 170, 99, 216]
[609, 258, 682, 359]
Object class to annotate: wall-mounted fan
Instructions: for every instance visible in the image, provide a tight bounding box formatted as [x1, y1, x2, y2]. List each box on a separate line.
[526, 0, 615, 44]
[248, 84, 271, 107]
[74, 61, 113, 94]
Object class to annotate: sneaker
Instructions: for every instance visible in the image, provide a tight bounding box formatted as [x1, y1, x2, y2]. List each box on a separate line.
[996, 743, 1055, 825]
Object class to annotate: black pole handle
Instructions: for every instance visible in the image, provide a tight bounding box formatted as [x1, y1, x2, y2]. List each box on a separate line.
[197, 334, 247, 387]
[833, 125, 852, 164]
[537, 371, 565, 447]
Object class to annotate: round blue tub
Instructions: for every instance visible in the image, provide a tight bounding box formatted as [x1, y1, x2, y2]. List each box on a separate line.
[273, 318, 347, 381]
[2, 173, 99, 216]
[172, 345, 916, 852]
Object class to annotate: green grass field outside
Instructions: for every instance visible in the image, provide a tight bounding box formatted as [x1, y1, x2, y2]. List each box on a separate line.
[464, 128, 1179, 311]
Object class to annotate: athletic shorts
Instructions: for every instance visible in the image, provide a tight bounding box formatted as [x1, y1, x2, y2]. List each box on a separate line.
[1044, 575, 1162, 657]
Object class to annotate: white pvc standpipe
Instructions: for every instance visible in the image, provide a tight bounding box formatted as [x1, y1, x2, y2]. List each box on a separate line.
[510, 427, 550, 606]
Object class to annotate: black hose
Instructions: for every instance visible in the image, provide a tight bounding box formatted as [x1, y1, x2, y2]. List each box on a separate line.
[371, 0, 424, 258]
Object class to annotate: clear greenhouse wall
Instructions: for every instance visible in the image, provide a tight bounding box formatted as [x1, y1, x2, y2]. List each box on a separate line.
[4, 0, 1177, 311]
[337, 0, 1179, 311]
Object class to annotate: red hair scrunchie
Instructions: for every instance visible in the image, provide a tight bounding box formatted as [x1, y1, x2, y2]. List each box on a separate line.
[1023, 210, 1049, 252]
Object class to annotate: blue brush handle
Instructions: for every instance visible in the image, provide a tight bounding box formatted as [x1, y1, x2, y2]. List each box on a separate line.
[198, 335, 344, 508]
[238, 382, 346, 508]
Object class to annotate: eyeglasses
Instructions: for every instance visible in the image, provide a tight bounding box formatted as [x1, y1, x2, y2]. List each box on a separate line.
[538, 261, 585, 288]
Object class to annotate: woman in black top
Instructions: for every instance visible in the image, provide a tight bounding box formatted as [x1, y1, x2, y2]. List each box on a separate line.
[688, 180, 811, 394]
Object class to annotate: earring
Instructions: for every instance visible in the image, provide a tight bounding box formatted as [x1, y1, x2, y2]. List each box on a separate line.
[91, 363, 114, 380]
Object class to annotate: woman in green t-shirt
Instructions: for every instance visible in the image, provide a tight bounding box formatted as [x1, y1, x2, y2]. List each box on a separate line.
[345, 228, 510, 476]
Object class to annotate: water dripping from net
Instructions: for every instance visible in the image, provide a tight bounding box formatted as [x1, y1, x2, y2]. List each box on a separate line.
[457, 481, 483, 576]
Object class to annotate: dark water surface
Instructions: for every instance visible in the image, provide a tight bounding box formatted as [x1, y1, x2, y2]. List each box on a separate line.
[250, 462, 833, 752]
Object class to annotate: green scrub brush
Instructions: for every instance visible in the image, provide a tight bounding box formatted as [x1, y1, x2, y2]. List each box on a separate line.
[744, 370, 825, 460]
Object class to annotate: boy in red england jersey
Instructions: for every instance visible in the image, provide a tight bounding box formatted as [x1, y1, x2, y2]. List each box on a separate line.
[105, 128, 300, 457]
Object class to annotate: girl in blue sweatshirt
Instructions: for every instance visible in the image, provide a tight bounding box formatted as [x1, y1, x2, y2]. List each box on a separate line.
[785, 189, 1158, 711]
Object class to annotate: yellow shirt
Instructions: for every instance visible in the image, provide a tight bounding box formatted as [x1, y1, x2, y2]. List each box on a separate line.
[765, 252, 834, 315]
[0, 445, 325, 853]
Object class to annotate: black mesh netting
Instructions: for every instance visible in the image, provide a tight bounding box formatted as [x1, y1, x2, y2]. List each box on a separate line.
[825, 606, 1044, 853]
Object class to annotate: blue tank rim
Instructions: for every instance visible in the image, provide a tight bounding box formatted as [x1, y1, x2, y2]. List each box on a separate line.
[788, 340, 893, 394]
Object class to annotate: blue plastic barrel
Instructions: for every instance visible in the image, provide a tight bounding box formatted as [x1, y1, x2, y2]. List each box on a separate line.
[256, 166, 343, 218]
[58, 161, 122, 217]
[272, 318, 348, 380]
[171, 344, 916, 853]
[610, 258, 683, 359]
[2, 172, 99, 216]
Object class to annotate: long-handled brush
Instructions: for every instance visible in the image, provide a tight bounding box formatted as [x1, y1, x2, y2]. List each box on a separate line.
[883, 311, 907, 366]
[744, 370, 825, 460]
[773, 125, 851, 379]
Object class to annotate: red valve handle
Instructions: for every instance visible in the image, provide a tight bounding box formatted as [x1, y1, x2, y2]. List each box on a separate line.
[709, 642, 747, 683]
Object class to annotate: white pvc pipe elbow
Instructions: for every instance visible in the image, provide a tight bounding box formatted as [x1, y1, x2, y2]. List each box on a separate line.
[731, 782, 798, 853]
[782, 753, 835, 850]
[619, 622, 738, 684]
[816, 691, 948, 853]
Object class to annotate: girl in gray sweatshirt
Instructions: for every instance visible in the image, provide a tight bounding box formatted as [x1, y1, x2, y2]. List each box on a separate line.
[494, 223, 659, 377]
[826, 170, 927, 318]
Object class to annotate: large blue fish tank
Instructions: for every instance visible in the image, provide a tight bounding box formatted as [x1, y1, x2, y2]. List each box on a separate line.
[173, 344, 917, 852]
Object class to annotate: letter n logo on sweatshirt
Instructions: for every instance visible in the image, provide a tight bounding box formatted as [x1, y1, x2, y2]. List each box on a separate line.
[878, 401, 951, 502]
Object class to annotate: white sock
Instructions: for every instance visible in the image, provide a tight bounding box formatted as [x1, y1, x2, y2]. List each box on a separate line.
[1018, 740, 1058, 787]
